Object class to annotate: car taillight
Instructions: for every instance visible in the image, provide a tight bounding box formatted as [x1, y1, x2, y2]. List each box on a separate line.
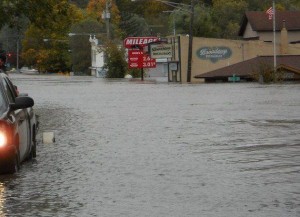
[0, 121, 13, 147]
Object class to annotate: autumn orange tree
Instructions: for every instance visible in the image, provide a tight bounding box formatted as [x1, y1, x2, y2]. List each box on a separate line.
[86, 0, 122, 38]
[21, 0, 83, 72]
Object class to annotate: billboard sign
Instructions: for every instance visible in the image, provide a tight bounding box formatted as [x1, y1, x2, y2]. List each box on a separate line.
[128, 50, 143, 68]
[128, 50, 156, 69]
[196, 47, 232, 63]
[124, 37, 159, 49]
[149, 44, 172, 59]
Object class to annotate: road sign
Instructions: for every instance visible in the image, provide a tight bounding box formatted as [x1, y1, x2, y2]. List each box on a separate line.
[124, 37, 159, 49]
[228, 74, 240, 82]
[128, 50, 143, 68]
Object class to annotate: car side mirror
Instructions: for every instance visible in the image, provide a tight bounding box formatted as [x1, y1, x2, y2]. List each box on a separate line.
[10, 96, 34, 110]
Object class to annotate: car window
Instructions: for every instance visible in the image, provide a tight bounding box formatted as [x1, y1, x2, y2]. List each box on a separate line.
[4, 77, 18, 97]
[0, 85, 8, 114]
[2, 79, 15, 103]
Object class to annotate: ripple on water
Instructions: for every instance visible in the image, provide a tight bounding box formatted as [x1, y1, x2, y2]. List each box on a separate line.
[0, 74, 298, 217]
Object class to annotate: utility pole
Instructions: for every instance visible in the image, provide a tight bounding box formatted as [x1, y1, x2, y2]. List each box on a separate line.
[187, 0, 195, 82]
[102, 0, 111, 39]
[272, 0, 277, 72]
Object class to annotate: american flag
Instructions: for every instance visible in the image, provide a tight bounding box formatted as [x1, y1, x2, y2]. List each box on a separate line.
[266, 7, 273, 20]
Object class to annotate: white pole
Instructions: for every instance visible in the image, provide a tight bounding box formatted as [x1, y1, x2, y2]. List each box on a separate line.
[273, 0, 276, 72]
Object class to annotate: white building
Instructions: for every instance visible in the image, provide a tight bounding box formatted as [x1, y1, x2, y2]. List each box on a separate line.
[89, 35, 106, 77]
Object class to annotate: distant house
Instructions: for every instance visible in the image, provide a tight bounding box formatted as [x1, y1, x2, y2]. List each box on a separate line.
[89, 36, 106, 77]
[192, 11, 300, 83]
[239, 11, 300, 44]
[194, 55, 300, 82]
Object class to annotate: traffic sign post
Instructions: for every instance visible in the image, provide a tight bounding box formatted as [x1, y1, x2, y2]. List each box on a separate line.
[228, 74, 240, 82]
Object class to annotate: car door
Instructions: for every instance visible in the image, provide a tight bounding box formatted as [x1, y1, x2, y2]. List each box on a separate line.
[2, 78, 30, 162]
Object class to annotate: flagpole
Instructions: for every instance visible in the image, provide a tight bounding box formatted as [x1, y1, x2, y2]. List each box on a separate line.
[273, 0, 276, 72]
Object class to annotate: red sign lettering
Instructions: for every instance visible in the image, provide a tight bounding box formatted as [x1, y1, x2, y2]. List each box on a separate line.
[128, 50, 156, 69]
[124, 37, 159, 49]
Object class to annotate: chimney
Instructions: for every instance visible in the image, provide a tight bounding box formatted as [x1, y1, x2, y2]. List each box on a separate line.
[280, 20, 288, 54]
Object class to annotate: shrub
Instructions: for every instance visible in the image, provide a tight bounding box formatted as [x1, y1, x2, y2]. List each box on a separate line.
[104, 41, 127, 78]
[251, 62, 284, 83]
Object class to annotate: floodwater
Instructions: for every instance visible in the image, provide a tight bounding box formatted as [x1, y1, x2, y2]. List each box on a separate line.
[0, 74, 299, 217]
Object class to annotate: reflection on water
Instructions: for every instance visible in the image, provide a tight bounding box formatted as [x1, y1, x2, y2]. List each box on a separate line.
[0, 182, 5, 216]
[0, 74, 299, 217]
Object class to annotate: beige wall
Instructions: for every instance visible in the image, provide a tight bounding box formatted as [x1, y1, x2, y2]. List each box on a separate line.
[173, 35, 300, 83]
[243, 26, 300, 43]
[244, 23, 258, 39]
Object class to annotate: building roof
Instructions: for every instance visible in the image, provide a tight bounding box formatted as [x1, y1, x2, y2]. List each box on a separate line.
[239, 11, 300, 36]
[194, 55, 300, 79]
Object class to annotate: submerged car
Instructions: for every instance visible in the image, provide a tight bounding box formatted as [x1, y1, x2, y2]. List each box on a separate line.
[0, 71, 38, 174]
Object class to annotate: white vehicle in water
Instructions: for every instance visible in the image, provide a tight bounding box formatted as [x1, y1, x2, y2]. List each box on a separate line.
[20, 66, 39, 75]
[0, 71, 38, 174]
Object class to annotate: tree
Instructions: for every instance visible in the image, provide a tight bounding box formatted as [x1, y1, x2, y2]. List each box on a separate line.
[119, 12, 151, 37]
[246, 0, 299, 11]
[86, 0, 122, 38]
[69, 0, 90, 8]
[104, 40, 127, 78]
[212, 0, 248, 38]
[21, 1, 83, 72]
[69, 19, 105, 75]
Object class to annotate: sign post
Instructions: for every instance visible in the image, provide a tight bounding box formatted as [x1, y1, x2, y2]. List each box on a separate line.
[124, 37, 158, 81]
[228, 74, 240, 82]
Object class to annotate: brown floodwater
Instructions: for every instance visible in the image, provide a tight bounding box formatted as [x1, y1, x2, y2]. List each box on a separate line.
[0, 74, 299, 217]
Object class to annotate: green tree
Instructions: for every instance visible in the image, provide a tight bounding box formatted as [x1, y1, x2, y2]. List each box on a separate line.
[119, 12, 151, 37]
[212, 0, 248, 38]
[247, 0, 299, 11]
[21, 1, 83, 72]
[69, 19, 105, 75]
[104, 40, 127, 78]
[70, 0, 90, 8]
[173, 4, 218, 37]
[86, 0, 122, 38]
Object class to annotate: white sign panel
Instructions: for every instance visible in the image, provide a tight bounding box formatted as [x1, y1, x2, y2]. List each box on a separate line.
[150, 44, 172, 59]
[169, 62, 178, 71]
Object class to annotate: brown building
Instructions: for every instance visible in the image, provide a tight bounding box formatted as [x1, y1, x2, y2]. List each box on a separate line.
[194, 55, 300, 82]
[166, 11, 300, 83]
[239, 11, 300, 44]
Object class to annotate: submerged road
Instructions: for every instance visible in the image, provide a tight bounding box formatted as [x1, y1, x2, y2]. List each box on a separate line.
[0, 74, 299, 217]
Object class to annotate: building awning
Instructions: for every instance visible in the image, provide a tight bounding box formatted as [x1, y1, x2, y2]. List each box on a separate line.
[194, 55, 300, 80]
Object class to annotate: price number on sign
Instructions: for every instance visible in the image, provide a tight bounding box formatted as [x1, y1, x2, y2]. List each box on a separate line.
[142, 55, 156, 68]
[143, 61, 156, 68]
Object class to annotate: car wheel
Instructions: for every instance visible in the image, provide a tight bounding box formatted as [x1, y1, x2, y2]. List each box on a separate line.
[31, 129, 37, 158]
[27, 129, 37, 160]
[31, 140, 37, 158]
[7, 153, 20, 174]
